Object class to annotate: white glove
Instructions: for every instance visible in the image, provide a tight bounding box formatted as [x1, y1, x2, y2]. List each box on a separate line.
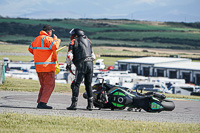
[66, 51, 73, 65]
[66, 58, 71, 65]
[91, 52, 96, 61]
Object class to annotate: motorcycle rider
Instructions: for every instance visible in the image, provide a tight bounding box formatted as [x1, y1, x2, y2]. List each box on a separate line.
[66, 28, 96, 111]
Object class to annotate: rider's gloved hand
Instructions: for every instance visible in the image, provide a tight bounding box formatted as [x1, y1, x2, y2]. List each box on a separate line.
[66, 51, 73, 65]
[91, 52, 96, 61]
[66, 58, 71, 65]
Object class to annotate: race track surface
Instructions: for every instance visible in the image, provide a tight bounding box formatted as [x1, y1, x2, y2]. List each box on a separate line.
[0, 91, 200, 123]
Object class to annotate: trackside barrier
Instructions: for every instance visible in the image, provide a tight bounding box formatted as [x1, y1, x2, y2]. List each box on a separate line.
[0, 61, 5, 84]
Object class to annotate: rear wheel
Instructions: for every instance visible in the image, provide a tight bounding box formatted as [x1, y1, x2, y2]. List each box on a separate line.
[161, 99, 175, 111]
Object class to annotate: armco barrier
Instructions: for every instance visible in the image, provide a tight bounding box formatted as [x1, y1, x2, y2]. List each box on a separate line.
[0, 61, 5, 84]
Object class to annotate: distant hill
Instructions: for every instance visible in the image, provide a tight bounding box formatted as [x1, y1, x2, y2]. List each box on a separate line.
[0, 17, 200, 50]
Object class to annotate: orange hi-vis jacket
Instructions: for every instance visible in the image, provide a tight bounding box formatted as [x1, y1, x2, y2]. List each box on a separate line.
[28, 30, 61, 72]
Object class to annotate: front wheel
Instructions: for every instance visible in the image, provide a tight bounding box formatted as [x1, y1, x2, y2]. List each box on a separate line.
[161, 99, 175, 111]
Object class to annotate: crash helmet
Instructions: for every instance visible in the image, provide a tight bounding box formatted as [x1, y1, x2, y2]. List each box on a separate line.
[69, 28, 84, 36]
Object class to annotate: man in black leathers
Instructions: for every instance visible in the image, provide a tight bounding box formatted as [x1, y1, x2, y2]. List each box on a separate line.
[66, 28, 95, 111]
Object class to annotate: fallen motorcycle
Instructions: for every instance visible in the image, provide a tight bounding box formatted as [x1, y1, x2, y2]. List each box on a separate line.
[83, 78, 175, 112]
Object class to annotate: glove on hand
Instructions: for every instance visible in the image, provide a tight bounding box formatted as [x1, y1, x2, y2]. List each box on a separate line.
[91, 52, 96, 61]
[66, 51, 73, 65]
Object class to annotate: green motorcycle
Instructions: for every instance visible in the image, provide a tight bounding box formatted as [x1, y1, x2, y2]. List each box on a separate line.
[83, 78, 175, 112]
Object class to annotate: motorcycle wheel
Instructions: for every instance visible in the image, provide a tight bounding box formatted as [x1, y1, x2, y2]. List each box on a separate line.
[161, 99, 175, 111]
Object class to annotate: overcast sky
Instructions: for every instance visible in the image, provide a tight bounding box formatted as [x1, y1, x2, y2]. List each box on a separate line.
[0, 0, 199, 22]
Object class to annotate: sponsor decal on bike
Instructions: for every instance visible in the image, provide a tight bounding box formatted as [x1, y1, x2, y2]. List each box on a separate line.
[113, 92, 125, 96]
[151, 102, 163, 110]
[112, 102, 124, 107]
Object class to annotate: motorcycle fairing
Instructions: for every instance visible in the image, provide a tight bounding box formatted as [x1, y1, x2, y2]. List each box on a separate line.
[148, 98, 164, 112]
[109, 88, 134, 108]
[150, 102, 164, 110]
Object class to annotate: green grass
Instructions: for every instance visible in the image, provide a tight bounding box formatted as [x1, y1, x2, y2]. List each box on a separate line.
[0, 113, 199, 133]
[164, 93, 200, 100]
[0, 55, 33, 62]
[92, 40, 192, 49]
[0, 35, 71, 46]
[0, 42, 68, 54]
[0, 18, 118, 32]
[91, 31, 200, 41]
[117, 23, 200, 31]
[0, 54, 126, 66]
[1, 18, 200, 50]
[1, 43, 200, 66]
[0, 43, 30, 53]
[1, 35, 192, 51]
[0, 77, 85, 93]
[0, 35, 35, 44]
[1, 18, 199, 32]
[193, 60, 200, 62]
[0, 43, 130, 65]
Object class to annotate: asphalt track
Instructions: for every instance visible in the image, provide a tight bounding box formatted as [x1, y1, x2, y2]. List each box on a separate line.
[0, 91, 200, 123]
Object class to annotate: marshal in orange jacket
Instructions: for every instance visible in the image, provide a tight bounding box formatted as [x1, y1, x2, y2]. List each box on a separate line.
[28, 30, 61, 72]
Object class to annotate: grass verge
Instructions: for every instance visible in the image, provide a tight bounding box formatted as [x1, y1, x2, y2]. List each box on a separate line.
[1, 77, 200, 100]
[0, 113, 199, 133]
[0, 77, 85, 93]
[1, 44, 200, 65]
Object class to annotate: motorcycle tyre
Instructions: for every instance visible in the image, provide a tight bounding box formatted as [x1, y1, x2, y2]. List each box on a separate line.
[161, 99, 175, 111]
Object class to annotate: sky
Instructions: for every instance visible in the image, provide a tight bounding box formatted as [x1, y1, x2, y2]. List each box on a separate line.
[0, 0, 199, 22]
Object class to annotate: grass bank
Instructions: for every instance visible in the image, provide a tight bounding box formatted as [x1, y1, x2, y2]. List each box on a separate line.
[0, 113, 199, 133]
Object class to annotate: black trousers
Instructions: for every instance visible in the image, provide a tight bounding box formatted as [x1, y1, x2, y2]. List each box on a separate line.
[71, 61, 93, 98]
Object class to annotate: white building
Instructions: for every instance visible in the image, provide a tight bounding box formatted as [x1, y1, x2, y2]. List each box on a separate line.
[117, 57, 200, 85]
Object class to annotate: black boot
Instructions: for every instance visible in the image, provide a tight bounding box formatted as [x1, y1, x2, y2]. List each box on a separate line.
[87, 97, 93, 111]
[67, 96, 78, 110]
[37, 102, 52, 109]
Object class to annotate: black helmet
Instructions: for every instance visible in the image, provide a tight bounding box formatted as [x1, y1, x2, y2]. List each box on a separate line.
[69, 28, 84, 36]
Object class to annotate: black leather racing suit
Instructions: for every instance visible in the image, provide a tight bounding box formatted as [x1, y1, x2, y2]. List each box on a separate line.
[68, 35, 93, 98]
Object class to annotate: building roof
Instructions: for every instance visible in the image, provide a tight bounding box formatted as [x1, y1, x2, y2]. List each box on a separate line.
[155, 61, 200, 71]
[117, 57, 191, 65]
